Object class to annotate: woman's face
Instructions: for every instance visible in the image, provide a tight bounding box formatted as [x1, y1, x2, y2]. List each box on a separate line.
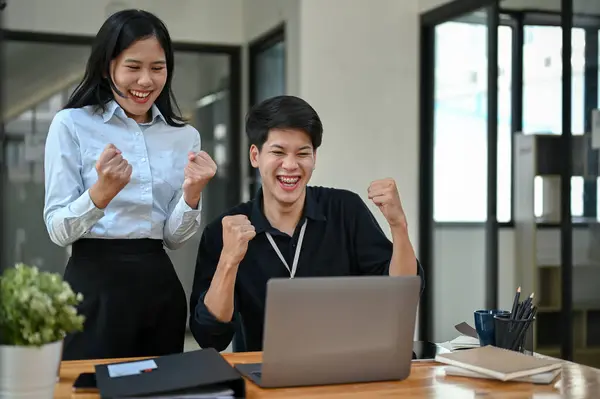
[110, 36, 167, 123]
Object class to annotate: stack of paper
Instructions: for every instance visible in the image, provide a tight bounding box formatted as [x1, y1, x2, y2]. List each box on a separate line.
[436, 346, 563, 385]
[444, 366, 561, 384]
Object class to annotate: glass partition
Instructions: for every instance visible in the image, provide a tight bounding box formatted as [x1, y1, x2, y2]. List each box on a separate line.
[421, 0, 600, 364]
[1, 38, 242, 329]
[420, 1, 501, 343]
[1, 41, 90, 274]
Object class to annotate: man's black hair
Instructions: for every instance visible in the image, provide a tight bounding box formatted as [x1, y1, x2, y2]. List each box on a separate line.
[246, 95, 323, 150]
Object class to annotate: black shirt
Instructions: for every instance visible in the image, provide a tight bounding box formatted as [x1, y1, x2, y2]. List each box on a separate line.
[189, 186, 425, 352]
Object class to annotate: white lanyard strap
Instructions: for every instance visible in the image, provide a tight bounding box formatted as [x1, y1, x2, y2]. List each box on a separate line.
[265, 219, 307, 278]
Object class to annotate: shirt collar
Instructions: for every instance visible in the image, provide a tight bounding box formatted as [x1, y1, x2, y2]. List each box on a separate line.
[250, 186, 327, 235]
[101, 100, 166, 125]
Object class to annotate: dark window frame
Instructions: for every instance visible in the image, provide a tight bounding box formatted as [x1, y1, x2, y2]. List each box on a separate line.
[247, 24, 286, 198]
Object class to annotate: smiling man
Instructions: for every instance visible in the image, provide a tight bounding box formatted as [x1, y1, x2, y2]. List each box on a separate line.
[189, 95, 424, 352]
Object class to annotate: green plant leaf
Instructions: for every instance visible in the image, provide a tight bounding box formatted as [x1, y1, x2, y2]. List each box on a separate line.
[0, 263, 85, 346]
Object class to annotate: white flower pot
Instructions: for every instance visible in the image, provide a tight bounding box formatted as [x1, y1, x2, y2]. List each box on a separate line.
[0, 340, 63, 399]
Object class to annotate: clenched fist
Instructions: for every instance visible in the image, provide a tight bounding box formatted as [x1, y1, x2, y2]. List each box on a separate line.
[221, 215, 256, 265]
[89, 143, 132, 209]
[368, 178, 407, 228]
[183, 151, 217, 208]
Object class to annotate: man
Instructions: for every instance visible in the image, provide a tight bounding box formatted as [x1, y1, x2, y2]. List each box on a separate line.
[189, 95, 424, 352]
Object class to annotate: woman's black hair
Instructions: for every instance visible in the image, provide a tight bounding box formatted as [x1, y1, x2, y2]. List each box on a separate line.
[64, 9, 185, 127]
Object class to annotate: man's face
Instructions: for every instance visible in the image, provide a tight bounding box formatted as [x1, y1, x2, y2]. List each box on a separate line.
[250, 128, 316, 206]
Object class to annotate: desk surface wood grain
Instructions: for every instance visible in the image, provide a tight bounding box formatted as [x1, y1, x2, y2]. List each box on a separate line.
[55, 351, 600, 398]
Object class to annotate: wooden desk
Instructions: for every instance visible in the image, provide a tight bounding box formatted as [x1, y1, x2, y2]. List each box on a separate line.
[55, 351, 600, 398]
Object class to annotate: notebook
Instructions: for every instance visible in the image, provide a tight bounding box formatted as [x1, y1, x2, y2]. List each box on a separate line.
[448, 335, 480, 351]
[444, 365, 561, 384]
[435, 345, 563, 381]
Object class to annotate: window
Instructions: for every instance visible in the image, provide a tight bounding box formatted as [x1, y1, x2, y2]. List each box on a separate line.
[433, 22, 590, 222]
[523, 26, 585, 219]
[252, 41, 285, 103]
[433, 22, 512, 222]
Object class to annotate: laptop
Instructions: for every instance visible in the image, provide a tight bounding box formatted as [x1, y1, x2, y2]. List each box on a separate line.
[235, 275, 421, 388]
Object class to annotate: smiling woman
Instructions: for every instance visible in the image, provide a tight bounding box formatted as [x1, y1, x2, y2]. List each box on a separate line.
[110, 38, 167, 119]
[42, 9, 217, 361]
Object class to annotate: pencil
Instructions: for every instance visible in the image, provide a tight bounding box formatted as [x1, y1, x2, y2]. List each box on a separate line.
[510, 287, 521, 320]
[511, 304, 536, 351]
[517, 293, 534, 320]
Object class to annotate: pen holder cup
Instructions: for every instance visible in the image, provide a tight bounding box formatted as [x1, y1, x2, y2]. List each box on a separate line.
[493, 315, 535, 354]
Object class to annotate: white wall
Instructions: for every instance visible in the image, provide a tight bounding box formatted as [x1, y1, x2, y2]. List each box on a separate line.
[433, 228, 514, 343]
[299, 0, 420, 248]
[3, 0, 244, 43]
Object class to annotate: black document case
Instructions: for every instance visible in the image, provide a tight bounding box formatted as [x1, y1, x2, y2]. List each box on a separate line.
[94, 348, 245, 398]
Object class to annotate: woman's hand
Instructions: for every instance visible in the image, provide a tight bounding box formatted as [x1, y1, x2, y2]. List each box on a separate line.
[89, 143, 132, 209]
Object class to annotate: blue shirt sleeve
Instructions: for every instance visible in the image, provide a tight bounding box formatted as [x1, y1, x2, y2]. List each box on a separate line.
[43, 110, 105, 247]
[162, 129, 203, 250]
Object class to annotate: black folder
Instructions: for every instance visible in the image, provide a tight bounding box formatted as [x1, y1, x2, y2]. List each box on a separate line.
[94, 348, 246, 398]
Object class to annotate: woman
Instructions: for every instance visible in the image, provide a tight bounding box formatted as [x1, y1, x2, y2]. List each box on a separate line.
[43, 9, 216, 360]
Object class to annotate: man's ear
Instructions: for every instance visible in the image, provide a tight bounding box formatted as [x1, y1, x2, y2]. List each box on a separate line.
[249, 144, 260, 168]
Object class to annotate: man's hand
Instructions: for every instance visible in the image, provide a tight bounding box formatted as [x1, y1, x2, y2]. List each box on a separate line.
[89, 143, 132, 209]
[183, 151, 217, 208]
[221, 215, 256, 266]
[367, 178, 407, 228]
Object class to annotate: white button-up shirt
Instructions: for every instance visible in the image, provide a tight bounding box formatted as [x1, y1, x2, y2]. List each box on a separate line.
[43, 100, 202, 250]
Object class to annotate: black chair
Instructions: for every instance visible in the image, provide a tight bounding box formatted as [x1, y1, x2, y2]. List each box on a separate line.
[232, 311, 248, 352]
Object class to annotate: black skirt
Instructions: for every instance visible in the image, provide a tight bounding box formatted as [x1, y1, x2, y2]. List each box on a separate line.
[62, 238, 187, 360]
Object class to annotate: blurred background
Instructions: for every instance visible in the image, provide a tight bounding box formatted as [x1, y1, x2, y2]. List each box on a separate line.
[0, 0, 598, 365]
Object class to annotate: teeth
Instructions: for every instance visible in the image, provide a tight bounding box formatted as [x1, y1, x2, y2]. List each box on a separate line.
[130, 90, 150, 98]
[278, 176, 299, 184]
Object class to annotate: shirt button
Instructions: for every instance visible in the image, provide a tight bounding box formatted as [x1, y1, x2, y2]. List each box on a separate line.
[141, 158, 146, 162]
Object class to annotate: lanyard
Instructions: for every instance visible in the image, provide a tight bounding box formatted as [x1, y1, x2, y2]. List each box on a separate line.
[265, 219, 307, 278]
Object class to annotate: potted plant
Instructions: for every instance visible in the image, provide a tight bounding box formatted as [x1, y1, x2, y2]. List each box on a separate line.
[0, 263, 85, 399]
